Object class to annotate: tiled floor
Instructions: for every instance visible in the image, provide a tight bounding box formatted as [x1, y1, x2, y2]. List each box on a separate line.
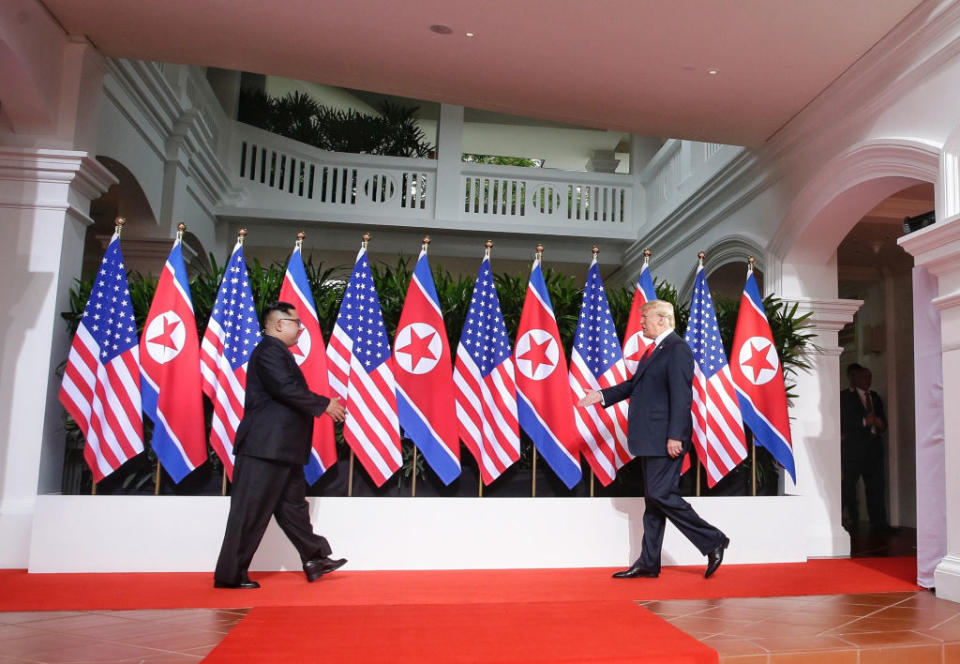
[0, 609, 247, 663]
[642, 590, 960, 663]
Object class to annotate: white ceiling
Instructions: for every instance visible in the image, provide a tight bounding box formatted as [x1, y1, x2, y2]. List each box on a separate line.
[40, 0, 925, 147]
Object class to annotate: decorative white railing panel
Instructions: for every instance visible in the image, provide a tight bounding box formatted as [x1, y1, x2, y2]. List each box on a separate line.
[230, 122, 435, 218]
[225, 120, 739, 240]
[460, 164, 634, 236]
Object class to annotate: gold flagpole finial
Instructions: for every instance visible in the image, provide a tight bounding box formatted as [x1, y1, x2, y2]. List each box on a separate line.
[176, 222, 186, 241]
[643, 248, 652, 266]
[422, 235, 431, 252]
[747, 255, 755, 272]
[237, 228, 248, 245]
[115, 216, 126, 237]
[697, 250, 706, 267]
[536, 243, 544, 261]
[296, 230, 306, 249]
[591, 245, 600, 260]
[484, 240, 493, 259]
[361, 232, 371, 250]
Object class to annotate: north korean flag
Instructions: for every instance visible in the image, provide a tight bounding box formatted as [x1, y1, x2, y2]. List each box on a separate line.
[279, 240, 337, 484]
[394, 244, 460, 485]
[729, 268, 796, 482]
[515, 255, 582, 489]
[622, 261, 657, 377]
[140, 234, 206, 483]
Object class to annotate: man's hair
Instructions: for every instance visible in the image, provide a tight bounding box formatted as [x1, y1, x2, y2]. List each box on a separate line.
[642, 299, 675, 326]
[846, 362, 864, 377]
[262, 301, 296, 327]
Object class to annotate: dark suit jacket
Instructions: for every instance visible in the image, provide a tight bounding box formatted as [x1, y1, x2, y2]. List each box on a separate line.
[234, 335, 330, 465]
[600, 331, 694, 457]
[840, 387, 885, 444]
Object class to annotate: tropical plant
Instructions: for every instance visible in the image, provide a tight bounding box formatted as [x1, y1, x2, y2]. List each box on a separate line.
[237, 88, 434, 158]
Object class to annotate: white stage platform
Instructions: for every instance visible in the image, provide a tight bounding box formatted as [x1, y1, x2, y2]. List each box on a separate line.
[27, 494, 820, 573]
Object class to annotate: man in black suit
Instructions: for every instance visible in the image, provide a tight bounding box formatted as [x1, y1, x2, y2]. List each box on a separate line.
[578, 300, 729, 579]
[214, 302, 347, 589]
[840, 363, 889, 532]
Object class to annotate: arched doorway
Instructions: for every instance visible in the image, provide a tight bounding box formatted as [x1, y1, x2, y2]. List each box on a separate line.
[837, 183, 931, 557]
[774, 138, 938, 579]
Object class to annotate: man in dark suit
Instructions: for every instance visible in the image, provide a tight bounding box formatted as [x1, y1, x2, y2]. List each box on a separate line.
[840, 363, 890, 532]
[578, 300, 729, 579]
[214, 302, 347, 589]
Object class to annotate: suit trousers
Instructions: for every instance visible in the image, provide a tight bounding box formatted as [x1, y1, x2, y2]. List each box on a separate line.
[215, 454, 331, 584]
[637, 455, 724, 571]
[841, 437, 887, 527]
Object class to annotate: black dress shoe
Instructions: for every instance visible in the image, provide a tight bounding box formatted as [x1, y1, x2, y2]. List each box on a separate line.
[213, 579, 260, 589]
[705, 535, 730, 579]
[612, 561, 660, 579]
[303, 556, 347, 582]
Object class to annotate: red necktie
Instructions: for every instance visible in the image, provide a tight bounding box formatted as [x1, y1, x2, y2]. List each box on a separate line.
[641, 344, 655, 362]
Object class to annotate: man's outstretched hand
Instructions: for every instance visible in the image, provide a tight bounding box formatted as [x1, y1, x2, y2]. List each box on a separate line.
[325, 396, 346, 422]
[577, 390, 602, 408]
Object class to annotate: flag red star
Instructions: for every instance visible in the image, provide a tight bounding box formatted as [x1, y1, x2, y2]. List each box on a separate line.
[148, 315, 180, 350]
[397, 329, 437, 371]
[519, 337, 554, 374]
[742, 340, 774, 377]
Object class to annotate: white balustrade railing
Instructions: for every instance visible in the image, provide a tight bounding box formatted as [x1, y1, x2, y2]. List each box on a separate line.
[460, 164, 634, 233]
[226, 120, 739, 240]
[230, 122, 436, 218]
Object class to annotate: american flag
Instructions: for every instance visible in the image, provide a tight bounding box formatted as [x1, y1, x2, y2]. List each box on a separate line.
[326, 243, 401, 486]
[684, 263, 748, 487]
[569, 255, 632, 485]
[622, 260, 657, 377]
[59, 231, 144, 482]
[200, 239, 261, 481]
[453, 250, 520, 485]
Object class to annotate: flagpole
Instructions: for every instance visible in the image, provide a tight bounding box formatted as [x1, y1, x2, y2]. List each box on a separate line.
[531, 446, 537, 497]
[348, 450, 355, 497]
[154, 460, 161, 496]
[411, 444, 418, 497]
[589, 469, 595, 497]
[747, 256, 758, 498]
[222, 472, 227, 496]
[478, 473, 483, 497]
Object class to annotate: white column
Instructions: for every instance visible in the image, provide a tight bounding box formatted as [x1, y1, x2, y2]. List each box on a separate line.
[434, 104, 464, 223]
[782, 297, 863, 558]
[900, 217, 960, 602]
[0, 148, 116, 567]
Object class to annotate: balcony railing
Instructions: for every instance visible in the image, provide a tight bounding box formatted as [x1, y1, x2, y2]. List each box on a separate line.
[223, 120, 740, 240]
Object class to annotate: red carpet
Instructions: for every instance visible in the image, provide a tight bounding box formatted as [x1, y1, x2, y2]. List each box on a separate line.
[0, 557, 917, 611]
[202, 601, 718, 664]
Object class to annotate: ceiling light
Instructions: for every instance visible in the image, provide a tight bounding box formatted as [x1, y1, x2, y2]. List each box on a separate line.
[430, 24, 453, 34]
[465, 32, 475, 37]
[708, 69, 718, 75]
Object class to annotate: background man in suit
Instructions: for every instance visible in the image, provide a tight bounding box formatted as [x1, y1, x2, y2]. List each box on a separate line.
[840, 363, 890, 532]
[214, 301, 347, 589]
[578, 300, 728, 579]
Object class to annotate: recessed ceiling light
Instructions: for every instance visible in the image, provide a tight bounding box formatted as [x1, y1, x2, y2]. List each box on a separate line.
[708, 69, 719, 75]
[465, 32, 475, 37]
[430, 24, 453, 34]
